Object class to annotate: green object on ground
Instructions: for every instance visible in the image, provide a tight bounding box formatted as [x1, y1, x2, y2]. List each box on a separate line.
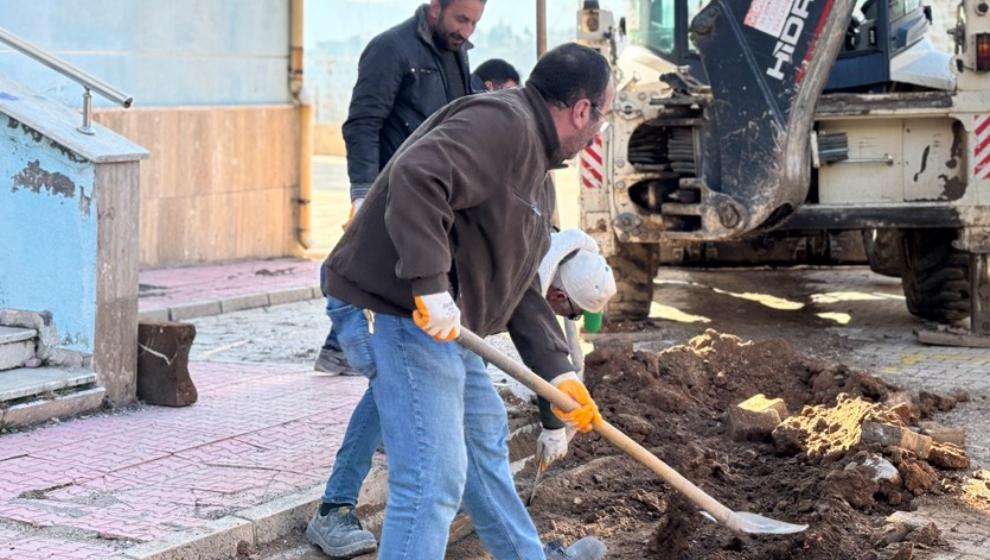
[583, 311, 602, 333]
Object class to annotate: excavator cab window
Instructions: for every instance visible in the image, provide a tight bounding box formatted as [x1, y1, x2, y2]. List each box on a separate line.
[827, 0, 931, 91]
[627, 0, 708, 73]
[626, 0, 677, 55]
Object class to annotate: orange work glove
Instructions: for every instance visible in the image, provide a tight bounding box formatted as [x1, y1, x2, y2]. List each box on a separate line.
[341, 197, 365, 231]
[412, 293, 461, 342]
[550, 372, 602, 433]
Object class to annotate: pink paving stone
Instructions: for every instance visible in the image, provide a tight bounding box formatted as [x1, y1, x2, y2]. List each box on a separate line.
[139, 257, 321, 313]
[0, 361, 364, 548]
[0, 456, 104, 499]
[0, 500, 192, 542]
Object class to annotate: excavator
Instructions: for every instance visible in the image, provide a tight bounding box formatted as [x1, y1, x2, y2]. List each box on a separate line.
[576, 0, 990, 346]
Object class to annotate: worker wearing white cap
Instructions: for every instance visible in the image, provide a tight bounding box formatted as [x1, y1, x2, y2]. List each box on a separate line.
[536, 229, 617, 470]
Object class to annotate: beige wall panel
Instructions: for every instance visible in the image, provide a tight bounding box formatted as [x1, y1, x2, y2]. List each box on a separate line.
[314, 123, 346, 156]
[95, 105, 301, 267]
[139, 197, 160, 266]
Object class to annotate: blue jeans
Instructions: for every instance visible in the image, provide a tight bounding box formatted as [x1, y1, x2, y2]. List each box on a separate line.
[322, 297, 342, 352]
[325, 297, 545, 560]
[321, 296, 379, 506]
[321, 388, 381, 506]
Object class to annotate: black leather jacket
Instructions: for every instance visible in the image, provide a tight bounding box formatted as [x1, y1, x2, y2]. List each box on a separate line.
[342, 5, 473, 200]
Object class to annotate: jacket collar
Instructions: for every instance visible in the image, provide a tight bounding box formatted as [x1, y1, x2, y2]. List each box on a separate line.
[414, 4, 473, 55]
[523, 86, 565, 169]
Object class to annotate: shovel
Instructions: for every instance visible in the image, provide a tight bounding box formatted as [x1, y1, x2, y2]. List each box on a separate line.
[457, 328, 808, 536]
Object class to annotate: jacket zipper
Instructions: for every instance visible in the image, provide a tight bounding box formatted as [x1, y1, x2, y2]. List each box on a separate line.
[511, 190, 542, 217]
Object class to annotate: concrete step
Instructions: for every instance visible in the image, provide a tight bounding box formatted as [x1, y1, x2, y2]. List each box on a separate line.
[2, 386, 105, 427]
[0, 326, 36, 345]
[0, 326, 37, 371]
[0, 367, 97, 403]
[0, 367, 103, 427]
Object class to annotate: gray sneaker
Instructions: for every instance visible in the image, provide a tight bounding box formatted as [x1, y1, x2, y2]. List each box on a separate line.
[314, 348, 360, 376]
[305, 505, 377, 558]
[545, 536, 607, 560]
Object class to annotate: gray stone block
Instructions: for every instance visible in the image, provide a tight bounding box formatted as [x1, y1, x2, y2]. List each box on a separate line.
[219, 293, 270, 314]
[268, 287, 317, 306]
[138, 308, 171, 323]
[169, 301, 221, 321]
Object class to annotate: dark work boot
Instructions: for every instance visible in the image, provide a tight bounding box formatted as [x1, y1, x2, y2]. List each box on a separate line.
[544, 536, 607, 560]
[305, 504, 377, 558]
[313, 347, 355, 375]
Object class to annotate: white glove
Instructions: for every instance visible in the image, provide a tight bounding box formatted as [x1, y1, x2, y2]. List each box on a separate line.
[413, 292, 461, 341]
[536, 427, 574, 470]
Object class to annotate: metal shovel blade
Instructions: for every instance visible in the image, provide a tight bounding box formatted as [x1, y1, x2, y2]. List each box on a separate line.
[725, 511, 808, 535]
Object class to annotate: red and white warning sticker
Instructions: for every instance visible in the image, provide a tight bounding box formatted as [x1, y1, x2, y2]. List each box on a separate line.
[744, 0, 793, 37]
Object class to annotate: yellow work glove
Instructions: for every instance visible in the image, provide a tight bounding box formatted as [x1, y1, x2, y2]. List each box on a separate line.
[341, 197, 365, 231]
[412, 293, 461, 342]
[550, 372, 602, 433]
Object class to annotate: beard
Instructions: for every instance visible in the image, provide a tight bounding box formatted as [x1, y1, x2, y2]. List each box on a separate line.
[433, 13, 465, 50]
[561, 121, 599, 160]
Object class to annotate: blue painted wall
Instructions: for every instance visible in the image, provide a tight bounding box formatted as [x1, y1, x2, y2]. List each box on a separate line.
[0, 0, 291, 108]
[0, 117, 97, 352]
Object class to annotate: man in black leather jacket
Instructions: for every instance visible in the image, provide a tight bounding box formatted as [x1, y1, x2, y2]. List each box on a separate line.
[343, 0, 482, 202]
[315, 0, 485, 375]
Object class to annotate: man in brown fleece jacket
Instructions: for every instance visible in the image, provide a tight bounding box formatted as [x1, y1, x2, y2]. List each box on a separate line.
[320, 43, 613, 560]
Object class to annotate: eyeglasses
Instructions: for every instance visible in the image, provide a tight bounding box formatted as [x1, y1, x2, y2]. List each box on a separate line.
[589, 101, 611, 133]
[590, 102, 603, 120]
[564, 297, 583, 321]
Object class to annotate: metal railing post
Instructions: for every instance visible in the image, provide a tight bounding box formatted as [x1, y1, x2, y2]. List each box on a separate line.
[78, 88, 94, 135]
[0, 26, 134, 135]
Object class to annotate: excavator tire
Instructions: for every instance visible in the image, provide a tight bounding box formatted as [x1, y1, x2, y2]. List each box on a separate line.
[606, 241, 659, 321]
[862, 228, 905, 278]
[901, 229, 970, 323]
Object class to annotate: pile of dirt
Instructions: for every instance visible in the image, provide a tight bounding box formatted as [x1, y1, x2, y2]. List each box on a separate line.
[520, 329, 971, 560]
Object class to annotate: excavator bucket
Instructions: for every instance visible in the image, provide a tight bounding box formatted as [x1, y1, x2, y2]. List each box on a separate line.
[663, 0, 854, 240]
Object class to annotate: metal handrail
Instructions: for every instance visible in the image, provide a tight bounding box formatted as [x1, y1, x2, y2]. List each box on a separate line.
[0, 26, 134, 135]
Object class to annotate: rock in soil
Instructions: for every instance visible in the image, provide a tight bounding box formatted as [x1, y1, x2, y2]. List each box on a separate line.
[518, 330, 968, 560]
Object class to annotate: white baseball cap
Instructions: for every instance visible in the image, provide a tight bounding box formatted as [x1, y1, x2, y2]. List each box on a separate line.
[558, 250, 617, 313]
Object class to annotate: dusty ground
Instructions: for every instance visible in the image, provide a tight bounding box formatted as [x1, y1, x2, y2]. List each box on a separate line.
[490, 331, 979, 559]
[231, 263, 990, 560]
[235, 153, 990, 560]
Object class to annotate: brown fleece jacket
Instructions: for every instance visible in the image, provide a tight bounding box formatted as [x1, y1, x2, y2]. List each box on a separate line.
[323, 86, 574, 427]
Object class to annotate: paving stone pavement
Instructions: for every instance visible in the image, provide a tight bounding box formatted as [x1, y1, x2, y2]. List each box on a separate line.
[0, 362, 365, 559]
[138, 258, 322, 317]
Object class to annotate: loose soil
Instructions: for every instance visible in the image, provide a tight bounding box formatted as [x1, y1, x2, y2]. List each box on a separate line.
[468, 330, 974, 559]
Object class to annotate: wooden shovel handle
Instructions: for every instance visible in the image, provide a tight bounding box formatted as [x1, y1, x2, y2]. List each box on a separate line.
[458, 328, 735, 525]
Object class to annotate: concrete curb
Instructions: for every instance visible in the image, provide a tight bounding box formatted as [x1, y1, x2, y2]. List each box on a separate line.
[118, 485, 323, 560]
[138, 286, 322, 322]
